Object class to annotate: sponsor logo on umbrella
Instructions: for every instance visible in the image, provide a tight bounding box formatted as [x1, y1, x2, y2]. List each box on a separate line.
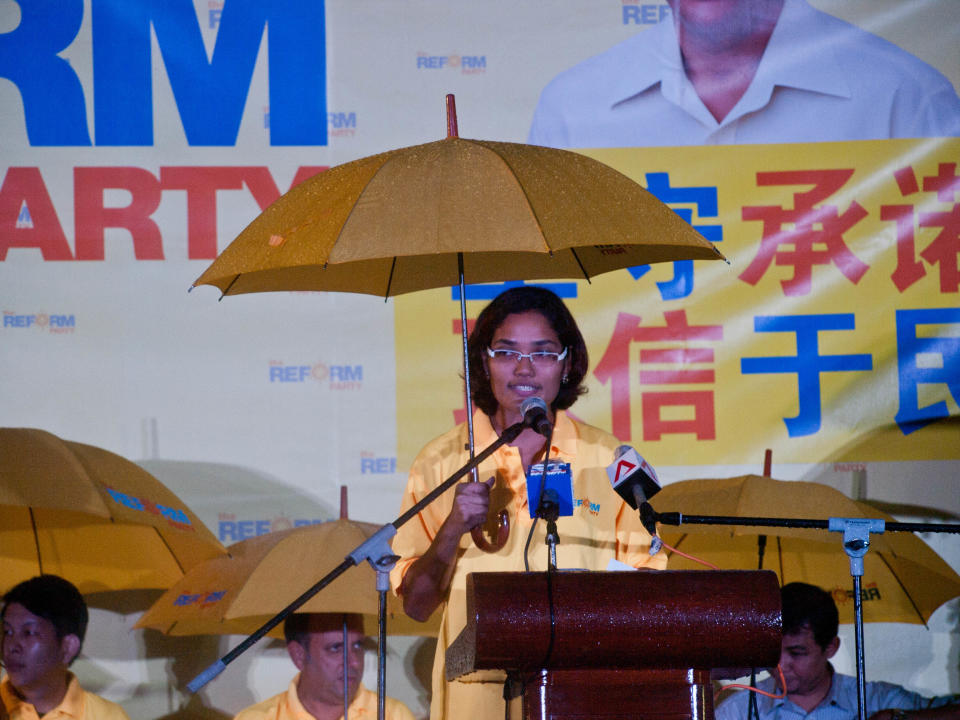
[104, 486, 194, 529]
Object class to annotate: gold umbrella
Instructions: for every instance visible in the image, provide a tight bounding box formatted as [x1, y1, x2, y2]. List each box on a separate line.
[135, 518, 440, 638]
[650, 476, 960, 625]
[0, 427, 227, 594]
[193, 98, 722, 298]
[194, 95, 725, 553]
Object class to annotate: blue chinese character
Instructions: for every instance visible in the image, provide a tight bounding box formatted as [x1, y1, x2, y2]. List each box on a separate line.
[894, 308, 960, 434]
[628, 173, 723, 300]
[741, 314, 872, 437]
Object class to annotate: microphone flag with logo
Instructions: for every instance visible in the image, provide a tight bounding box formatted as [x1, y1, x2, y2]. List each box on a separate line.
[526, 460, 574, 519]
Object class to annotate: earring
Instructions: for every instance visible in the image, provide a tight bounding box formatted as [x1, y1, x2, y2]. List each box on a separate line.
[562, 373, 569, 384]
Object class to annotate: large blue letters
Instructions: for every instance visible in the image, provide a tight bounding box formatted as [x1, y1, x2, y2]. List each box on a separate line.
[0, 0, 91, 145]
[0, 0, 326, 146]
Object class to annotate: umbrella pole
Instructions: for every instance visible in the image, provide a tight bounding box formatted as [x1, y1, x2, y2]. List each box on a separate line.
[458, 254, 510, 553]
[458, 254, 477, 480]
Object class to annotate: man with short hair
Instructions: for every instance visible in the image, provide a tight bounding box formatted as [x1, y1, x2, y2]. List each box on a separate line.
[1, 574, 130, 720]
[233, 613, 415, 720]
[715, 582, 960, 720]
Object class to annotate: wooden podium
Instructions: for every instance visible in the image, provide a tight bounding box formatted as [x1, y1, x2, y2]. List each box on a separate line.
[446, 570, 781, 720]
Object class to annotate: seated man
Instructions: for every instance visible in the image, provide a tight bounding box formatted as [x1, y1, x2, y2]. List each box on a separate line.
[233, 613, 415, 720]
[1, 574, 131, 720]
[715, 582, 959, 720]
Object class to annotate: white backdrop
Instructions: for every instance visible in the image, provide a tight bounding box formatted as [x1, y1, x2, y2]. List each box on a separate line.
[2, 2, 959, 718]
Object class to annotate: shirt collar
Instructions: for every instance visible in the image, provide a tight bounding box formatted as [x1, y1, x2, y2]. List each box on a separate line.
[472, 409, 579, 461]
[603, 0, 851, 118]
[0, 673, 85, 719]
[750, 0, 852, 100]
[764, 663, 845, 715]
[287, 674, 371, 720]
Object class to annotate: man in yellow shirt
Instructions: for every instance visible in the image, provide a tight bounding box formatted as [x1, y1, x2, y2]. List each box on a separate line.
[1, 575, 130, 720]
[233, 613, 415, 720]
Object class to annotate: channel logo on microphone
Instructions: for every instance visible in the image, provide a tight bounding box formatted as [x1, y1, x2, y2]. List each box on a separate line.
[606, 446, 661, 507]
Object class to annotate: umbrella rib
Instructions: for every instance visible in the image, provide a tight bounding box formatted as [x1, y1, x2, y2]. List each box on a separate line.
[29, 507, 44, 575]
[874, 550, 929, 628]
[151, 526, 188, 575]
[569, 247, 591, 282]
[385, 257, 397, 299]
[221, 274, 241, 298]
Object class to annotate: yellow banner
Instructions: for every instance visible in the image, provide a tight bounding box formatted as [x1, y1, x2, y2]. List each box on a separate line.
[395, 138, 959, 469]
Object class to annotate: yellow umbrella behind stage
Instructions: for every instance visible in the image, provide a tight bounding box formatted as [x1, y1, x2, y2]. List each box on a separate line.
[135, 518, 440, 638]
[650, 474, 897, 543]
[651, 477, 960, 624]
[0, 427, 227, 594]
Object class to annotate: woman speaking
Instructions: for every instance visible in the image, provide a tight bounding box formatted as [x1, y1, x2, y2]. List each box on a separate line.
[390, 286, 665, 720]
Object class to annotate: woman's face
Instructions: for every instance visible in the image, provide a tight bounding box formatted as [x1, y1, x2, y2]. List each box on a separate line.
[484, 310, 569, 423]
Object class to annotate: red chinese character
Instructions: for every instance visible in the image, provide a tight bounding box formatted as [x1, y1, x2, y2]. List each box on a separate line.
[882, 163, 960, 293]
[594, 310, 722, 441]
[740, 169, 869, 295]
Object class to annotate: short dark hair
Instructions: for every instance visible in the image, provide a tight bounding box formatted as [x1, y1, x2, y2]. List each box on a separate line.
[781, 582, 838, 649]
[2, 575, 89, 657]
[283, 613, 364, 647]
[467, 286, 588, 416]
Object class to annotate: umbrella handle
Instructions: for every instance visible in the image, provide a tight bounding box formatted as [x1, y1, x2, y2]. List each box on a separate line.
[471, 510, 510, 552]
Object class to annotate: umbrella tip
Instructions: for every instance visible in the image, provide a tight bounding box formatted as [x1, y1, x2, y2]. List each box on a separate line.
[446, 94, 458, 138]
[340, 485, 348, 519]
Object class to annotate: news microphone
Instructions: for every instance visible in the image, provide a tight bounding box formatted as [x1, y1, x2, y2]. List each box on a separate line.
[606, 446, 662, 544]
[606, 445, 661, 509]
[520, 396, 552, 436]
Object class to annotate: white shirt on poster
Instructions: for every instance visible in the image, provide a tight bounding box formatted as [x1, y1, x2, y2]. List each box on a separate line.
[528, 0, 960, 148]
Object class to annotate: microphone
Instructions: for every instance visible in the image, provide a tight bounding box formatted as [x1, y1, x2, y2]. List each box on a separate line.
[520, 396, 552, 436]
[606, 446, 662, 543]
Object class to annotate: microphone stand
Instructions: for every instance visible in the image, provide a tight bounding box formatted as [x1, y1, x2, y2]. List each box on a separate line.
[538, 493, 561, 571]
[535, 423, 559, 571]
[185, 418, 530, 719]
[643, 504, 960, 720]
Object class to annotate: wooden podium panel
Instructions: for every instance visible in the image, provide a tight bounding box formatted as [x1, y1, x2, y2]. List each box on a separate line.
[522, 668, 713, 720]
[447, 570, 781, 720]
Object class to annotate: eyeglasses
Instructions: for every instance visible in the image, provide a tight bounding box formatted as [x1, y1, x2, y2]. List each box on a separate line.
[486, 347, 568, 367]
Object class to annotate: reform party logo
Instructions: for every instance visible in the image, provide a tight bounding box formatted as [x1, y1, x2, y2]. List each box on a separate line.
[3, 310, 76, 334]
[268, 360, 363, 390]
[416, 52, 486, 74]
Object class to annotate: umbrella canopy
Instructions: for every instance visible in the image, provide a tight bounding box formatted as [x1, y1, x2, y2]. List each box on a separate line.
[650, 475, 960, 625]
[135, 518, 439, 638]
[192, 96, 726, 555]
[193, 131, 723, 297]
[0, 427, 227, 594]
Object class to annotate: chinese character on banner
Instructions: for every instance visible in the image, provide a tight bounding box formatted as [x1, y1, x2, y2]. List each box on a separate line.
[628, 172, 723, 301]
[894, 307, 960, 435]
[739, 169, 869, 296]
[594, 310, 723, 442]
[740, 314, 873, 437]
[882, 162, 960, 293]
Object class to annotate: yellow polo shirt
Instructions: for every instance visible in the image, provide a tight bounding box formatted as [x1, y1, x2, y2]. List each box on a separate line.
[0, 674, 130, 720]
[390, 410, 667, 720]
[232, 677, 415, 720]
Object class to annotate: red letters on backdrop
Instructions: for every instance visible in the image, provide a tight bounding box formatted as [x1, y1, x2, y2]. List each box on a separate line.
[0, 165, 327, 261]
